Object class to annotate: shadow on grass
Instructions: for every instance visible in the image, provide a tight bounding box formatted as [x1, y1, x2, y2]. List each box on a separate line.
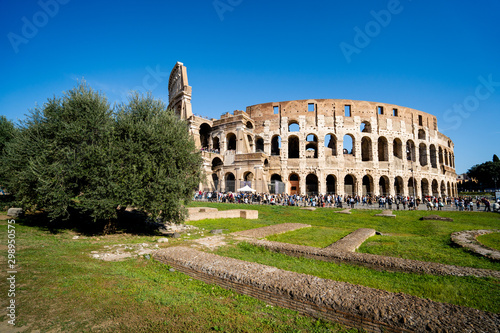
[16, 208, 164, 236]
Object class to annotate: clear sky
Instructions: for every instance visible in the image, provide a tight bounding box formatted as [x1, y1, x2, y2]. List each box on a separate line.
[1, 0, 499, 174]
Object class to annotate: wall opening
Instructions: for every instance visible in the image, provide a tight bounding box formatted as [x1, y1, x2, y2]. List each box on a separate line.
[418, 129, 426, 140]
[361, 137, 372, 161]
[406, 140, 416, 162]
[288, 135, 300, 159]
[378, 137, 389, 161]
[377, 106, 384, 115]
[344, 174, 356, 196]
[256, 137, 264, 153]
[227, 133, 236, 151]
[225, 172, 235, 192]
[430, 145, 437, 168]
[306, 134, 318, 158]
[421, 178, 429, 197]
[271, 135, 281, 156]
[344, 105, 351, 117]
[343, 134, 354, 155]
[306, 174, 318, 196]
[379, 176, 389, 196]
[288, 121, 300, 132]
[308, 103, 315, 112]
[326, 175, 336, 194]
[199, 123, 212, 149]
[419, 143, 428, 166]
[360, 121, 371, 133]
[393, 108, 398, 116]
[393, 138, 403, 159]
[362, 175, 373, 196]
[394, 176, 403, 196]
[273, 106, 279, 115]
[212, 137, 220, 151]
[324, 134, 337, 156]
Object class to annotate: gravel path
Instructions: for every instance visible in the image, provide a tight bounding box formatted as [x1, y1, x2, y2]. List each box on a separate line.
[155, 247, 500, 333]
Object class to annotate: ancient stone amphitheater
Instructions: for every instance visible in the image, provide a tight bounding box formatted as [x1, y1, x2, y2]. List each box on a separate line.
[168, 62, 457, 198]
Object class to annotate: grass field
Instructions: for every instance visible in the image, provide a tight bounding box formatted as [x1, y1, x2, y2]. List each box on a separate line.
[1, 203, 499, 332]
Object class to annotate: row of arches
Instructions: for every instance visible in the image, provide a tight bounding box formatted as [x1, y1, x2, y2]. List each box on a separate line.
[257, 134, 455, 168]
[214, 169, 457, 198]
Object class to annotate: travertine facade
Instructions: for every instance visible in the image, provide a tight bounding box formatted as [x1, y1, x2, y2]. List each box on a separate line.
[168, 62, 457, 198]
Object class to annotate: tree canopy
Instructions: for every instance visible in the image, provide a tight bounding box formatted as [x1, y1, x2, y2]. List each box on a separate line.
[2, 83, 202, 224]
[467, 155, 500, 190]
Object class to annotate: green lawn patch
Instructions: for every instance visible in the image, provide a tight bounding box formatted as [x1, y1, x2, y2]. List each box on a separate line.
[477, 232, 500, 251]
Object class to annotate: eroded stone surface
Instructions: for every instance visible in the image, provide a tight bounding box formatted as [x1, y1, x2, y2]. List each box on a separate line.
[326, 228, 376, 252]
[154, 247, 499, 333]
[451, 229, 500, 261]
[375, 210, 396, 217]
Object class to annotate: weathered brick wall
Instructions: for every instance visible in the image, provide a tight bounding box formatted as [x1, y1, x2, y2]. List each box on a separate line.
[154, 247, 499, 333]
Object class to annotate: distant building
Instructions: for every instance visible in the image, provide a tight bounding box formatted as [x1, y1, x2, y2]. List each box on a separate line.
[169, 62, 458, 197]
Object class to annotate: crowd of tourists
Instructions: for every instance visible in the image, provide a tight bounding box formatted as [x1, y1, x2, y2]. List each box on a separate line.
[194, 191, 499, 212]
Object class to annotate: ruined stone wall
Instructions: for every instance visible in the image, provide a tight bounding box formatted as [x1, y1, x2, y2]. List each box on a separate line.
[193, 98, 457, 197]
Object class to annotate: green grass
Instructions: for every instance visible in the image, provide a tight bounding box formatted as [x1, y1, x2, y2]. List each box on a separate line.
[1, 203, 499, 331]
[0, 215, 356, 332]
[477, 232, 500, 251]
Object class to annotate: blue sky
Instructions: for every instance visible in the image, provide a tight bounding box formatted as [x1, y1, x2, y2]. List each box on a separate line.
[1, 0, 499, 174]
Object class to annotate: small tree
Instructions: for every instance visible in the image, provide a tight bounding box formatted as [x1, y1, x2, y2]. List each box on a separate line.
[493, 154, 499, 163]
[0, 116, 16, 188]
[113, 93, 202, 223]
[2, 84, 202, 225]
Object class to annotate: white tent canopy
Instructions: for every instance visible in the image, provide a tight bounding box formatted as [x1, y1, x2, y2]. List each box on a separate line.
[237, 185, 256, 192]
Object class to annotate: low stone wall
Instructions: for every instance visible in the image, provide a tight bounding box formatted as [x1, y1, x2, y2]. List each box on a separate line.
[248, 239, 500, 279]
[451, 229, 500, 261]
[326, 228, 376, 252]
[187, 207, 258, 221]
[154, 247, 499, 333]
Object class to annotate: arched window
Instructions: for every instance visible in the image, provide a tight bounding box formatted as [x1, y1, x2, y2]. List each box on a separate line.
[271, 135, 281, 156]
[326, 175, 336, 194]
[211, 157, 223, 171]
[199, 123, 212, 149]
[256, 137, 264, 153]
[361, 137, 372, 161]
[379, 176, 389, 196]
[393, 138, 403, 159]
[227, 133, 236, 151]
[324, 134, 337, 156]
[421, 178, 430, 197]
[306, 174, 318, 196]
[288, 121, 300, 132]
[419, 143, 428, 166]
[418, 129, 426, 140]
[343, 134, 355, 155]
[362, 175, 373, 196]
[305, 134, 318, 158]
[212, 137, 220, 151]
[225, 173, 235, 192]
[344, 174, 356, 196]
[288, 135, 300, 159]
[246, 121, 253, 129]
[394, 176, 404, 196]
[406, 140, 416, 162]
[430, 145, 437, 168]
[378, 137, 389, 161]
[360, 121, 371, 133]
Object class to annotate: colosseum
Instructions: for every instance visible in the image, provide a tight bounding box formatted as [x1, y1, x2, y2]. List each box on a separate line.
[168, 62, 458, 198]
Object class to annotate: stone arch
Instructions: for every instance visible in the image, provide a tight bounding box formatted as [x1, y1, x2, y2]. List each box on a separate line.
[256, 136, 264, 153]
[421, 178, 430, 198]
[419, 143, 428, 166]
[344, 174, 356, 196]
[271, 174, 282, 181]
[361, 136, 372, 161]
[432, 179, 439, 197]
[444, 149, 449, 165]
[324, 134, 337, 156]
[306, 134, 318, 159]
[362, 175, 374, 196]
[247, 135, 253, 150]
[439, 147, 444, 164]
[288, 135, 300, 159]
[288, 121, 300, 132]
[306, 174, 319, 196]
[449, 152, 453, 168]
[326, 175, 336, 194]
[343, 134, 355, 155]
[211, 157, 223, 171]
[408, 177, 417, 197]
[264, 159, 269, 167]
[227, 133, 236, 151]
[244, 171, 254, 182]
[271, 135, 281, 156]
[378, 136, 389, 161]
[430, 144, 437, 168]
[199, 123, 212, 149]
[379, 176, 390, 196]
[447, 181, 451, 197]
[440, 180, 446, 197]
[418, 129, 426, 140]
[406, 140, 416, 162]
[394, 176, 404, 196]
[225, 172, 235, 192]
[393, 138, 403, 159]
[289, 173, 300, 195]
[360, 121, 371, 133]
[212, 137, 220, 151]
[246, 121, 253, 129]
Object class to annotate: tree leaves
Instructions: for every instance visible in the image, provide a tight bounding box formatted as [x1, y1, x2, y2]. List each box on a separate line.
[2, 84, 202, 225]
